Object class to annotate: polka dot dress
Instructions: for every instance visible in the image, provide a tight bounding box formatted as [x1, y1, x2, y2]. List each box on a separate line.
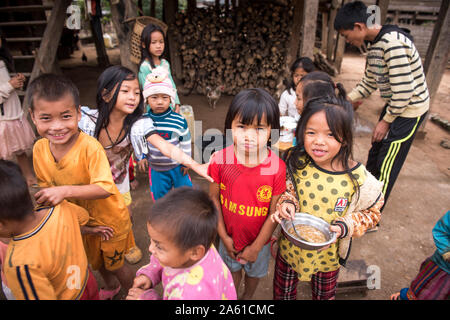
[279, 158, 366, 281]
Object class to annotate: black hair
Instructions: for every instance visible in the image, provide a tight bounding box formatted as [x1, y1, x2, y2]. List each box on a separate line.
[94, 65, 144, 143]
[26, 73, 80, 111]
[285, 57, 315, 93]
[0, 160, 34, 221]
[299, 71, 347, 100]
[139, 23, 167, 69]
[224, 88, 280, 142]
[334, 1, 370, 31]
[286, 96, 359, 195]
[147, 187, 218, 251]
[0, 31, 15, 73]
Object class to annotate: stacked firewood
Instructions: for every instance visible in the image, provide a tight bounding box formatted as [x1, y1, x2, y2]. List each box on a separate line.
[172, 3, 293, 96]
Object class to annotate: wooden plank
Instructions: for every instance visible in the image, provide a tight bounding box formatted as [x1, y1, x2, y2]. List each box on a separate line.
[326, 0, 340, 61]
[299, 0, 319, 59]
[164, 0, 182, 81]
[24, 0, 72, 110]
[334, 0, 350, 72]
[376, 0, 390, 24]
[0, 20, 47, 27]
[12, 55, 35, 60]
[0, 5, 53, 12]
[286, 0, 303, 67]
[321, 12, 328, 53]
[5, 37, 43, 42]
[419, 0, 450, 135]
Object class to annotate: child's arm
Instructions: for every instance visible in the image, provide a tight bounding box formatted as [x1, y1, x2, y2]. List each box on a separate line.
[238, 194, 281, 263]
[147, 134, 212, 182]
[126, 254, 163, 300]
[278, 91, 288, 116]
[432, 212, 450, 261]
[210, 182, 237, 259]
[333, 194, 384, 239]
[34, 184, 111, 207]
[0, 74, 24, 104]
[270, 174, 299, 223]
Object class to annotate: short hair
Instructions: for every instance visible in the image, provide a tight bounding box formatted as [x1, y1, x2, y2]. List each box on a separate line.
[148, 187, 218, 251]
[334, 1, 370, 31]
[224, 88, 280, 133]
[0, 160, 34, 221]
[26, 73, 80, 111]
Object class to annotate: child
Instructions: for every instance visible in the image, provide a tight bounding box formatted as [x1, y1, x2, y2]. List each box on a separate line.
[0, 35, 37, 186]
[208, 88, 286, 300]
[137, 66, 192, 200]
[79, 66, 211, 262]
[28, 73, 134, 300]
[295, 71, 347, 117]
[0, 160, 99, 300]
[271, 96, 384, 300]
[138, 23, 180, 113]
[126, 187, 237, 300]
[334, 1, 429, 211]
[279, 57, 315, 120]
[391, 211, 449, 300]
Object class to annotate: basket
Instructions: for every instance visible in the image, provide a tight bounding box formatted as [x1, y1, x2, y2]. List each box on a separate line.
[127, 16, 168, 65]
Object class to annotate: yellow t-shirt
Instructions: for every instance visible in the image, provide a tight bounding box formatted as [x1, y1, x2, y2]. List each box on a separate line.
[279, 160, 366, 281]
[4, 201, 90, 300]
[33, 132, 131, 238]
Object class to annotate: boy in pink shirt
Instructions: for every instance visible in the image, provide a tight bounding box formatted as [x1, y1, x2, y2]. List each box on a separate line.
[126, 187, 236, 300]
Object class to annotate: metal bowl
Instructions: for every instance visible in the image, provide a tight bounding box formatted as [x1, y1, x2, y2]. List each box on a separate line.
[280, 212, 337, 250]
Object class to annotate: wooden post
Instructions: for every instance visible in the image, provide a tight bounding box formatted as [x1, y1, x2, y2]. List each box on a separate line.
[334, 0, 350, 72]
[326, 0, 340, 61]
[25, 0, 72, 109]
[164, 0, 182, 80]
[286, 0, 303, 68]
[150, 0, 156, 17]
[110, 0, 138, 72]
[89, 15, 110, 68]
[376, 0, 390, 24]
[418, 0, 450, 136]
[299, 0, 319, 59]
[321, 11, 328, 54]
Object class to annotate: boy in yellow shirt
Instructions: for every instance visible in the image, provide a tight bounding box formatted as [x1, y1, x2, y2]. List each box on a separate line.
[28, 73, 134, 299]
[0, 160, 99, 300]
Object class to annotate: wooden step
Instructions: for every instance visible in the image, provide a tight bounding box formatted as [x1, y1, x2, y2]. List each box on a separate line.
[0, 20, 47, 27]
[0, 5, 53, 12]
[11, 73, 31, 78]
[5, 37, 42, 43]
[12, 55, 35, 60]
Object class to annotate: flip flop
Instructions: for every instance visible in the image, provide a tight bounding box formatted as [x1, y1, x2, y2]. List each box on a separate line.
[99, 285, 121, 300]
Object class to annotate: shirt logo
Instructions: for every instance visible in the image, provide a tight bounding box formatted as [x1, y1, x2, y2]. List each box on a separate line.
[220, 183, 226, 191]
[334, 198, 348, 212]
[256, 185, 272, 203]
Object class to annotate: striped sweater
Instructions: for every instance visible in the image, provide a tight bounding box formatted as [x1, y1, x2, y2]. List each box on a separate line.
[348, 25, 429, 123]
[146, 108, 191, 171]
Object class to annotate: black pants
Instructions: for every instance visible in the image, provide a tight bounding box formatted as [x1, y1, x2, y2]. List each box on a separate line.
[366, 105, 427, 211]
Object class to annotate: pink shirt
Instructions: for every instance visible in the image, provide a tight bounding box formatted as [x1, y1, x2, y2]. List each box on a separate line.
[136, 246, 237, 300]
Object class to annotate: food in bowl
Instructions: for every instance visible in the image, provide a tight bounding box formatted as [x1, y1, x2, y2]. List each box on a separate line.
[288, 224, 327, 243]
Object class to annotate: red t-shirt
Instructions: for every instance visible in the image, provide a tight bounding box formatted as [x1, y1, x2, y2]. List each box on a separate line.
[208, 145, 286, 252]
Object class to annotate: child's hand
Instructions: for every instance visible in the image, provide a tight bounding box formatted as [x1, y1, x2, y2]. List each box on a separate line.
[181, 166, 189, 176]
[9, 74, 25, 89]
[131, 274, 152, 290]
[191, 162, 214, 183]
[222, 236, 238, 260]
[390, 292, 401, 300]
[316, 225, 341, 252]
[34, 186, 68, 206]
[126, 287, 146, 300]
[138, 159, 148, 172]
[81, 225, 114, 241]
[237, 244, 260, 263]
[270, 202, 295, 223]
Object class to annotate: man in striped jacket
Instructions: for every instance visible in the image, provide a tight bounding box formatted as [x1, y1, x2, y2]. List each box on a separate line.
[334, 1, 429, 214]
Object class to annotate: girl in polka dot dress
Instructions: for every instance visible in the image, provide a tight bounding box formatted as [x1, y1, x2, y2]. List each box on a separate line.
[271, 96, 385, 300]
[126, 187, 237, 300]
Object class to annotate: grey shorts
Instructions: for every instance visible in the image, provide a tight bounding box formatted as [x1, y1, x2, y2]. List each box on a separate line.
[218, 239, 271, 278]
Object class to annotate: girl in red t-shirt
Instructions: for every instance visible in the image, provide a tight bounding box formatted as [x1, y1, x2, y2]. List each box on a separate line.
[208, 88, 286, 300]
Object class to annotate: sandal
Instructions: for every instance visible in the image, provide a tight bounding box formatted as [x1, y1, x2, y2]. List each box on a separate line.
[99, 285, 121, 300]
[125, 246, 143, 264]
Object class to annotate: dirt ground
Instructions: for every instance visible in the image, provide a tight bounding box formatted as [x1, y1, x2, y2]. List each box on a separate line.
[2, 45, 448, 300]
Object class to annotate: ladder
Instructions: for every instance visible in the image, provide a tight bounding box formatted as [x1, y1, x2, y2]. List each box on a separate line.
[0, 1, 53, 98]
